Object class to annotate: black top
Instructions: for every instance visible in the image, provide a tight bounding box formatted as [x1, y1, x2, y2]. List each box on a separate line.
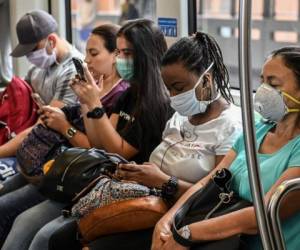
[112, 88, 173, 164]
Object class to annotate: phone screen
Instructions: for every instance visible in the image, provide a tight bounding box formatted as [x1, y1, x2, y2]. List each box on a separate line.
[72, 58, 85, 81]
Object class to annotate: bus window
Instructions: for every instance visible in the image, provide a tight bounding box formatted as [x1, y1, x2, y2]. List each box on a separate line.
[71, 0, 156, 53]
[197, 0, 300, 90]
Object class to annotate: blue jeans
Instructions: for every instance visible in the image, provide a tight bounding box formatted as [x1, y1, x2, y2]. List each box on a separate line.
[29, 216, 78, 250]
[0, 173, 28, 196]
[2, 199, 65, 250]
[0, 184, 45, 247]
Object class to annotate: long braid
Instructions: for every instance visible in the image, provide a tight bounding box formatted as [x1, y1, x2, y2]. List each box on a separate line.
[195, 32, 233, 103]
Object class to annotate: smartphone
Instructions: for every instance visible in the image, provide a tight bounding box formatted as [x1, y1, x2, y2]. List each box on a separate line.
[31, 93, 45, 108]
[72, 57, 85, 81]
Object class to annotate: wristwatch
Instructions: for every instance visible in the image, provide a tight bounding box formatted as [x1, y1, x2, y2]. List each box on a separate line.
[65, 126, 77, 139]
[86, 107, 105, 119]
[180, 225, 191, 240]
[172, 225, 193, 247]
[161, 176, 178, 201]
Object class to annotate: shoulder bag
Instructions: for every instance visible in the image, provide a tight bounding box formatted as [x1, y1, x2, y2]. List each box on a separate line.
[172, 168, 251, 250]
[75, 176, 169, 243]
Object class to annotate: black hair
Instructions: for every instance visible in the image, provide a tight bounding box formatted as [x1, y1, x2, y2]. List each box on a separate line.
[162, 31, 233, 103]
[270, 46, 300, 86]
[91, 24, 120, 53]
[117, 19, 170, 152]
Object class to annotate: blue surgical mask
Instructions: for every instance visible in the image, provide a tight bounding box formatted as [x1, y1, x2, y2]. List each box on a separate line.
[170, 62, 217, 116]
[26, 40, 56, 69]
[116, 57, 134, 80]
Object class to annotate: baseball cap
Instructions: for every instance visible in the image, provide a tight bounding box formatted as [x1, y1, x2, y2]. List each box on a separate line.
[11, 10, 58, 57]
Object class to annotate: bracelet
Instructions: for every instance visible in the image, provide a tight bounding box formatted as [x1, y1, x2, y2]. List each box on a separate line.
[161, 176, 178, 201]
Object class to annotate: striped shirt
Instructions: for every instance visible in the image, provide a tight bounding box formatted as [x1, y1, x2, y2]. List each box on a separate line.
[25, 46, 83, 105]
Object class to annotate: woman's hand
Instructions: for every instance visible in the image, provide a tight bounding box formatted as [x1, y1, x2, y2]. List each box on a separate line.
[117, 162, 169, 188]
[39, 106, 70, 133]
[70, 63, 103, 109]
[160, 234, 189, 250]
[151, 215, 173, 250]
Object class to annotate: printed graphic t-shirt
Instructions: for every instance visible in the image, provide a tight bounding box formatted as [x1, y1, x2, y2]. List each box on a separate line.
[149, 104, 242, 183]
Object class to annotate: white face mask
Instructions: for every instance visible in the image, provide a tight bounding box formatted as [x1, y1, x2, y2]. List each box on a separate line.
[26, 40, 56, 69]
[254, 83, 300, 122]
[170, 62, 218, 116]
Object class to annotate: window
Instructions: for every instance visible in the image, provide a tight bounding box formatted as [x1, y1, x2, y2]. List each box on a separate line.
[275, 0, 298, 21]
[71, 0, 156, 52]
[197, 0, 300, 90]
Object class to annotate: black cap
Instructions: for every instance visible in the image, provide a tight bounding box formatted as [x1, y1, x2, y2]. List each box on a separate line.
[11, 10, 58, 57]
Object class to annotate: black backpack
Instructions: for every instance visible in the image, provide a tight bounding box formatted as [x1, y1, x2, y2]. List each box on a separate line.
[39, 147, 128, 203]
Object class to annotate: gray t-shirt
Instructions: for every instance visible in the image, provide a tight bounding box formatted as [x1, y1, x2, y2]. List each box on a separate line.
[25, 46, 83, 105]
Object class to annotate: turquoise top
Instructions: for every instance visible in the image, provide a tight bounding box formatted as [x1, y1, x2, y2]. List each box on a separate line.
[230, 121, 300, 250]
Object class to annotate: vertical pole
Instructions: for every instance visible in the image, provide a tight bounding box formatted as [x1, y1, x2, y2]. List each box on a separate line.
[238, 0, 275, 249]
[65, 0, 72, 43]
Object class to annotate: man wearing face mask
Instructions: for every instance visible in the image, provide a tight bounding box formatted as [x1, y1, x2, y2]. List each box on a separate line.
[11, 9, 82, 106]
[0, 10, 83, 185]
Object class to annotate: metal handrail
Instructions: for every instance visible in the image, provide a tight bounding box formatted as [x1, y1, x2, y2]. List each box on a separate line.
[238, 0, 275, 249]
[268, 178, 300, 250]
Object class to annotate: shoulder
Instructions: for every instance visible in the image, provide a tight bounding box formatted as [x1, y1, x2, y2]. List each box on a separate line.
[116, 87, 132, 102]
[59, 47, 84, 73]
[109, 80, 130, 97]
[220, 104, 242, 123]
[112, 88, 133, 112]
[213, 104, 243, 135]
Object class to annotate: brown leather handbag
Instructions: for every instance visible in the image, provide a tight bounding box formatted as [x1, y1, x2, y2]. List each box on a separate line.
[78, 195, 168, 243]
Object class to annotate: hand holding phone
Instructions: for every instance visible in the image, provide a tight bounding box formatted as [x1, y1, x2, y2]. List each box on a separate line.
[31, 93, 45, 108]
[72, 57, 86, 81]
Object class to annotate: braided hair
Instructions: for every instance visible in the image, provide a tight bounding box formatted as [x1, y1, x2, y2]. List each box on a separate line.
[162, 31, 233, 103]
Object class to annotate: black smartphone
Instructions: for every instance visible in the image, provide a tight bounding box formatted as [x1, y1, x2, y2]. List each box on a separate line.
[72, 57, 85, 81]
[31, 93, 45, 108]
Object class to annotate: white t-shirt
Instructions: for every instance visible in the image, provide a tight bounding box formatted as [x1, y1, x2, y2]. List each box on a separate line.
[149, 104, 242, 183]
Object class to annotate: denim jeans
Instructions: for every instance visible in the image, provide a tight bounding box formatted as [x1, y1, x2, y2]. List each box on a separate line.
[29, 216, 79, 250]
[2, 199, 65, 250]
[0, 173, 28, 196]
[0, 184, 45, 247]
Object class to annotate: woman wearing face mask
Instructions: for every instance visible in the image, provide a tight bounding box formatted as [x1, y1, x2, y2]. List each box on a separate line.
[38, 23, 129, 148]
[2, 19, 172, 250]
[152, 46, 300, 250]
[0, 23, 130, 250]
[0, 24, 128, 195]
[52, 31, 243, 250]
